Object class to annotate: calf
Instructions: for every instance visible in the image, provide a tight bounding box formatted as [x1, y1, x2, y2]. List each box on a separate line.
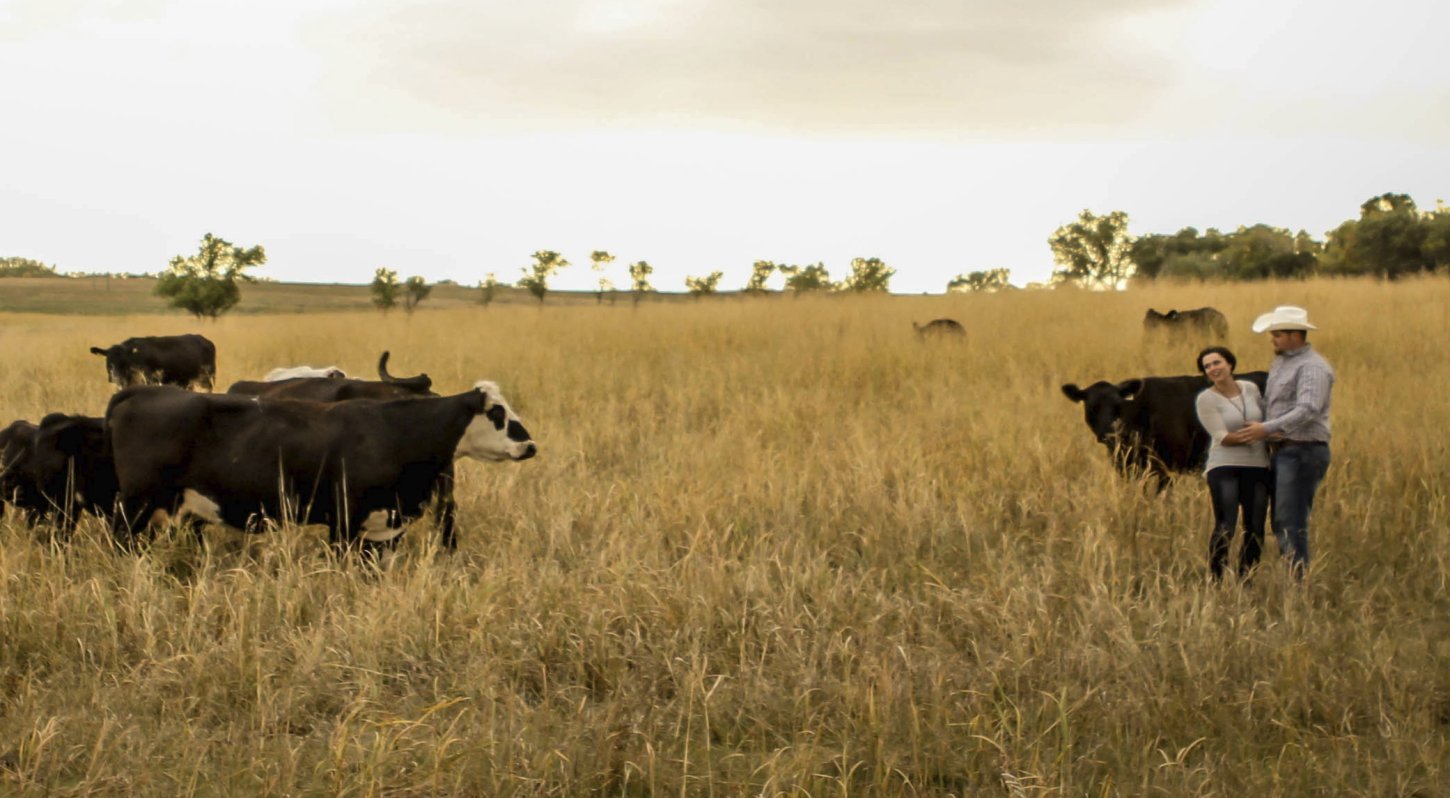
[1143, 307, 1229, 340]
[90, 334, 217, 391]
[106, 383, 536, 549]
[1061, 371, 1267, 487]
[0, 421, 41, 521]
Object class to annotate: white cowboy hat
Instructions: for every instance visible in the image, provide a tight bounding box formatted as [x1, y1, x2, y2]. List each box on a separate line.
[1251, 305, 1318, 333]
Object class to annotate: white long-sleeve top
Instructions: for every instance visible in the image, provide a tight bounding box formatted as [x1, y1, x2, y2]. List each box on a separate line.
[1195, 381, 1271, 473]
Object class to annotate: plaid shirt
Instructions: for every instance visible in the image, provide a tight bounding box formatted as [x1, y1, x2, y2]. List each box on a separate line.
[1263, 343, 1334, 443]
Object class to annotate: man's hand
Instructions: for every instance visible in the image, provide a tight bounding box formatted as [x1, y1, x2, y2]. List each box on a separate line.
[1223, 422, 1268, 446]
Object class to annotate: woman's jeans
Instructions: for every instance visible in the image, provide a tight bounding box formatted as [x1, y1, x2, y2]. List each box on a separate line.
[1272, 443, 1332, 578]
[1206, 465, 1272, 579]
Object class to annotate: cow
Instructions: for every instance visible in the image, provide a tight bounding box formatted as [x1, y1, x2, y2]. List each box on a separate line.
[90, 334, 217, 391]
[264, 365, 347, 381]
[0, 415, 117, 529]
[913, 318, 966, 339]
[228, 352, 430, 400]
[0, 420, 41, 521]
[1143, 307, 1229, 340]
[105, 382, 536, 551]
[1061, 371, 1268, 488]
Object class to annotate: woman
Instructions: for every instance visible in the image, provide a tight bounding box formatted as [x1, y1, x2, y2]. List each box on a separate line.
[1195, 346, 1271, 579]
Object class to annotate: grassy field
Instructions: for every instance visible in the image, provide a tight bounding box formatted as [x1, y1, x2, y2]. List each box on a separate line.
[0, 277, 1447, 795]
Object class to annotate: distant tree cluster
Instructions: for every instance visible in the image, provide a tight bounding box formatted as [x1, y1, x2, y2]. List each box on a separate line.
[0, 257, 61, 278]
[1050, 193, 1450, 288]
[155, 233, 265, 319]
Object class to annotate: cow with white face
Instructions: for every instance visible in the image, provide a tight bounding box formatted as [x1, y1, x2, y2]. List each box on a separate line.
[264, 365, 347, 381]
[105, 381, 537, 551]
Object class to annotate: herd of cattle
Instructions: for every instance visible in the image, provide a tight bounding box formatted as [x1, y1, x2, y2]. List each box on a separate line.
[0, 335, 536, 551]
[1, 305, 1247, 550]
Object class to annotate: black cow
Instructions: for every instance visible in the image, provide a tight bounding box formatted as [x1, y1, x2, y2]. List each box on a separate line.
[913, 318, 966, 339]
[1143, 307, 1229, 340]
[227, 351, 431, 400]
[0, 420, 41, 521]
[0, 415, 117, 529]
[1061, 371, 1268, 487]
[90, 334, 217, 391]
[106, 383, 536, 550]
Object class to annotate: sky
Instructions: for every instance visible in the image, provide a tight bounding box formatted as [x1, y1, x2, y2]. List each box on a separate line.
[2, 0, 1447, 294]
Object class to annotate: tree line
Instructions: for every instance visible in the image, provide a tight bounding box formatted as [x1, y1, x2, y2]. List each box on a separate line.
[1049, 192, 1450, 289]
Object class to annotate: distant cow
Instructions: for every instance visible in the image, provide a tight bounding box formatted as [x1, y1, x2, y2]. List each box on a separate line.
[0, 415, 117, 529]
[913, 319, 966, 338]
[90, 334, 217, 391]
[1061, 371, 1268, 487]
[1143, 307, 1229, 340]
[106, 383, 536, 550]
[264, 365, 347, 381]
[229, 352, 429, 401]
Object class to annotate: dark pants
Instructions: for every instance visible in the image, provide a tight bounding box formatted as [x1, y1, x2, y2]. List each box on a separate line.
[1272, 443, 1331, 579]
[1206, 465, 1272, 579]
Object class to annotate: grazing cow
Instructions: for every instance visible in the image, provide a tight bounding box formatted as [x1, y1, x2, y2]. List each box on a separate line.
[228, 352, 430, 400]
[0, 415, 117, 529]
[90, 334, 217, 391]
[106, 383, 536, 550]
[264, 365, 347, 381]
[1061, 371, 1268, 487]
[1143, 307, 1229, 340]
[913, 318, 966, 338]
[0, 421, 41, 520]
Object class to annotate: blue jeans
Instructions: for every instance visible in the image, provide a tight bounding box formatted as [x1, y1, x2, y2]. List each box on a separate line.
[1272, 443, 1331, 577]
[1206, 466, 1272, 579]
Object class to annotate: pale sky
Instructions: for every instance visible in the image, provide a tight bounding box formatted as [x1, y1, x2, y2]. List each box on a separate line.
[2, 0, 1447, 293]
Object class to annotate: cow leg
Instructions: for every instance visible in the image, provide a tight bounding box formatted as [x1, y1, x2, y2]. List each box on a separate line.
[111, 494, 171, 552]
[435, 465, 458, 551]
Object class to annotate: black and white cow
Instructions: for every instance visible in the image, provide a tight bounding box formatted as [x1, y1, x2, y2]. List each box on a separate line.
[1143, 307, 1229, 340]
[1061, 371, 1268, 487]
[0, 415, 117, 529]
[90, 334, 217, 391]
[105, 382, 536, 550]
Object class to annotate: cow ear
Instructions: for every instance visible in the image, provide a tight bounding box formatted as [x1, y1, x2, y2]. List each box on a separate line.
[90, 346, 107, 356]
[1117, 379, 1143, 399]
[1061, 384, 1085, 402]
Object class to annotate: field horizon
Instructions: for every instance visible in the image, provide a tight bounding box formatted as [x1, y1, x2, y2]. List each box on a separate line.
[1, 275, 1447, 795]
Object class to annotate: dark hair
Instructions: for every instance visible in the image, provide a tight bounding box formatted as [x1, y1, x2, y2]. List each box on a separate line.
[1197, 346, 1236, 374]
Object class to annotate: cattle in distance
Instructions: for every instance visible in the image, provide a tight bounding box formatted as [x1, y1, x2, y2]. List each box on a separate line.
[1061, 371, 1267, 488]
[106, 382, 536, 550]
[90, 334, 217, 391]
[913, 318, 966, 339]
[1142, 307, 1229, 340]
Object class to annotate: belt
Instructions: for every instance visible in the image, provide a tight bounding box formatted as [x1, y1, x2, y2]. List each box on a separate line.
[1278, 439, 1327, 447]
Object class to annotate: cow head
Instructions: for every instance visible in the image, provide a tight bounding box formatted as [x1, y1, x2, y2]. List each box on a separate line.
[1061, 380, 1143, 446]
[89, 345, 132, 387]
[457, 381, 537, 462]
[30, 414, 115, 513]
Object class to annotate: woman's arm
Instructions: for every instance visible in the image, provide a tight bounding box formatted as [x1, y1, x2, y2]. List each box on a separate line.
[1195, 390, 1236, 446]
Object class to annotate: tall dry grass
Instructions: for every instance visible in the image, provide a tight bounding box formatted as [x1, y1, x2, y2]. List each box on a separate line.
[1, 278, 1447, 795]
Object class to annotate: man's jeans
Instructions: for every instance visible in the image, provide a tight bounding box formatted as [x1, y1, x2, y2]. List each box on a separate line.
[1272, 443, 1331, 577]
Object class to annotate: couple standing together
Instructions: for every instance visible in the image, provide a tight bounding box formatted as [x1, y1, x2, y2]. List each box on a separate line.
[1194, 305, 1335, 580]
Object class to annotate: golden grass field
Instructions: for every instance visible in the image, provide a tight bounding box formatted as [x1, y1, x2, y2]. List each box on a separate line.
[0, 277, 1447, 795]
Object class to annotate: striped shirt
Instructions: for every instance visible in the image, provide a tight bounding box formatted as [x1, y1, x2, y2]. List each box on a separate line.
[1263, 344, 1334, 443]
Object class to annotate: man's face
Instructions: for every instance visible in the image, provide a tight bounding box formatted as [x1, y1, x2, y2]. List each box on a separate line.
[1270, 330, 1303, 354]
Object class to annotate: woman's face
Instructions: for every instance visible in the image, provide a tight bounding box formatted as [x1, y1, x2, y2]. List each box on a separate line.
[1201, 352, 1233, 382]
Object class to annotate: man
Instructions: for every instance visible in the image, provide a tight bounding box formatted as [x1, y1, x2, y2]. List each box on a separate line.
[1224, 306, 1334, 578]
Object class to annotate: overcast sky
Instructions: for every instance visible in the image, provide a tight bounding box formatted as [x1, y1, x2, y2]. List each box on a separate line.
[3, 0, 1447, 293]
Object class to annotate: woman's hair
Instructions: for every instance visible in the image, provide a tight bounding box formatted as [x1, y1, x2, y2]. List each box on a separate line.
[1197, 346, 1236, 374]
